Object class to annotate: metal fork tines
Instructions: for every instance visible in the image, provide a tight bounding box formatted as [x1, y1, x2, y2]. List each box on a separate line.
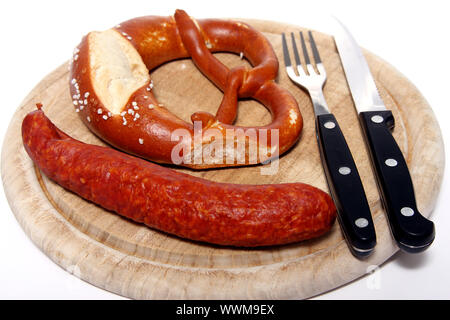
[282, 31, 377, 258]
[282, 31, 329, 116]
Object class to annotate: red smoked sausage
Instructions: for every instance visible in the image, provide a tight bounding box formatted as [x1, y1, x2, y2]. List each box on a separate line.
[22, 107, 336, 247]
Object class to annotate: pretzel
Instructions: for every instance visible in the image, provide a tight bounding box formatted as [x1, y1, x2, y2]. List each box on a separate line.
[70, 9, 302, 168]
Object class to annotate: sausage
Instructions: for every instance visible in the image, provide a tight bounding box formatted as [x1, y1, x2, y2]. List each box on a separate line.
[69, 9, 303, 169]
[22, 107, 336, 247]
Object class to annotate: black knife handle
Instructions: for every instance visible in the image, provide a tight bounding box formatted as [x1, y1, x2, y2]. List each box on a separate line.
[317, 113, 376, 257]
[359, 111, 435, 253]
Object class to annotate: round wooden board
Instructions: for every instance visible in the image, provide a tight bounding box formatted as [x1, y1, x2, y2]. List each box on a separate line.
[1, 19, 444, 299]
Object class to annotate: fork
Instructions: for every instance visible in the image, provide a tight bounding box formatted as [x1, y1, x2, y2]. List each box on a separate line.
[282, 31, 376, 257]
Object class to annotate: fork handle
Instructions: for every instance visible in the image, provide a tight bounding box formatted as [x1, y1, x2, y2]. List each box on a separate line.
[359, 111, 435, 253]
[316, 113, 376, 257]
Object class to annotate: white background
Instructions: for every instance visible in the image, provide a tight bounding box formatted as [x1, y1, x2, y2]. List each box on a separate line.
[0, 0, 449, 299]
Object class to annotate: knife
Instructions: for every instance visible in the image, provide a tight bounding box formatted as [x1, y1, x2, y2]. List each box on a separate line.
[333, 19, 435, 253]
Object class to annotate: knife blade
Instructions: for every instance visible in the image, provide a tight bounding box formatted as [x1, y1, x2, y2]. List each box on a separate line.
[333, 18, 435, 253]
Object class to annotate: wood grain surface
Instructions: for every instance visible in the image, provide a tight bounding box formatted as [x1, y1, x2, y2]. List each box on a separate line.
[1, 19, 444, 299]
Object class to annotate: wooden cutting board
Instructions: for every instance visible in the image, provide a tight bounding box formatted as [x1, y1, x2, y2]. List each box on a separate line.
[1, 19, 444, 299]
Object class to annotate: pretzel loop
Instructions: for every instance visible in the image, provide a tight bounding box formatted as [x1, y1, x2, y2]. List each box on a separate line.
[175, 10, 276, 126]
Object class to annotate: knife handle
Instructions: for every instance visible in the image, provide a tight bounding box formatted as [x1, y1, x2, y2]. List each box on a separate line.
[359, 111, 435, 253]
[317, 113, 376, 257]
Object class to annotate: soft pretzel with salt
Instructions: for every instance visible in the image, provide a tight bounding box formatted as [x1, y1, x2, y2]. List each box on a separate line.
[69, 9, 302, 168]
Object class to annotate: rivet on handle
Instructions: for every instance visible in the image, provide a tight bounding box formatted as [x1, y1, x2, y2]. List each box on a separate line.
[385, 158, 398, 167]
[371, 115, 384, 123]
[338, 167, 351, 175]
[324, 121, 336, 129]
[355, 218, 369, 228]
[400, 207, 415, 217]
